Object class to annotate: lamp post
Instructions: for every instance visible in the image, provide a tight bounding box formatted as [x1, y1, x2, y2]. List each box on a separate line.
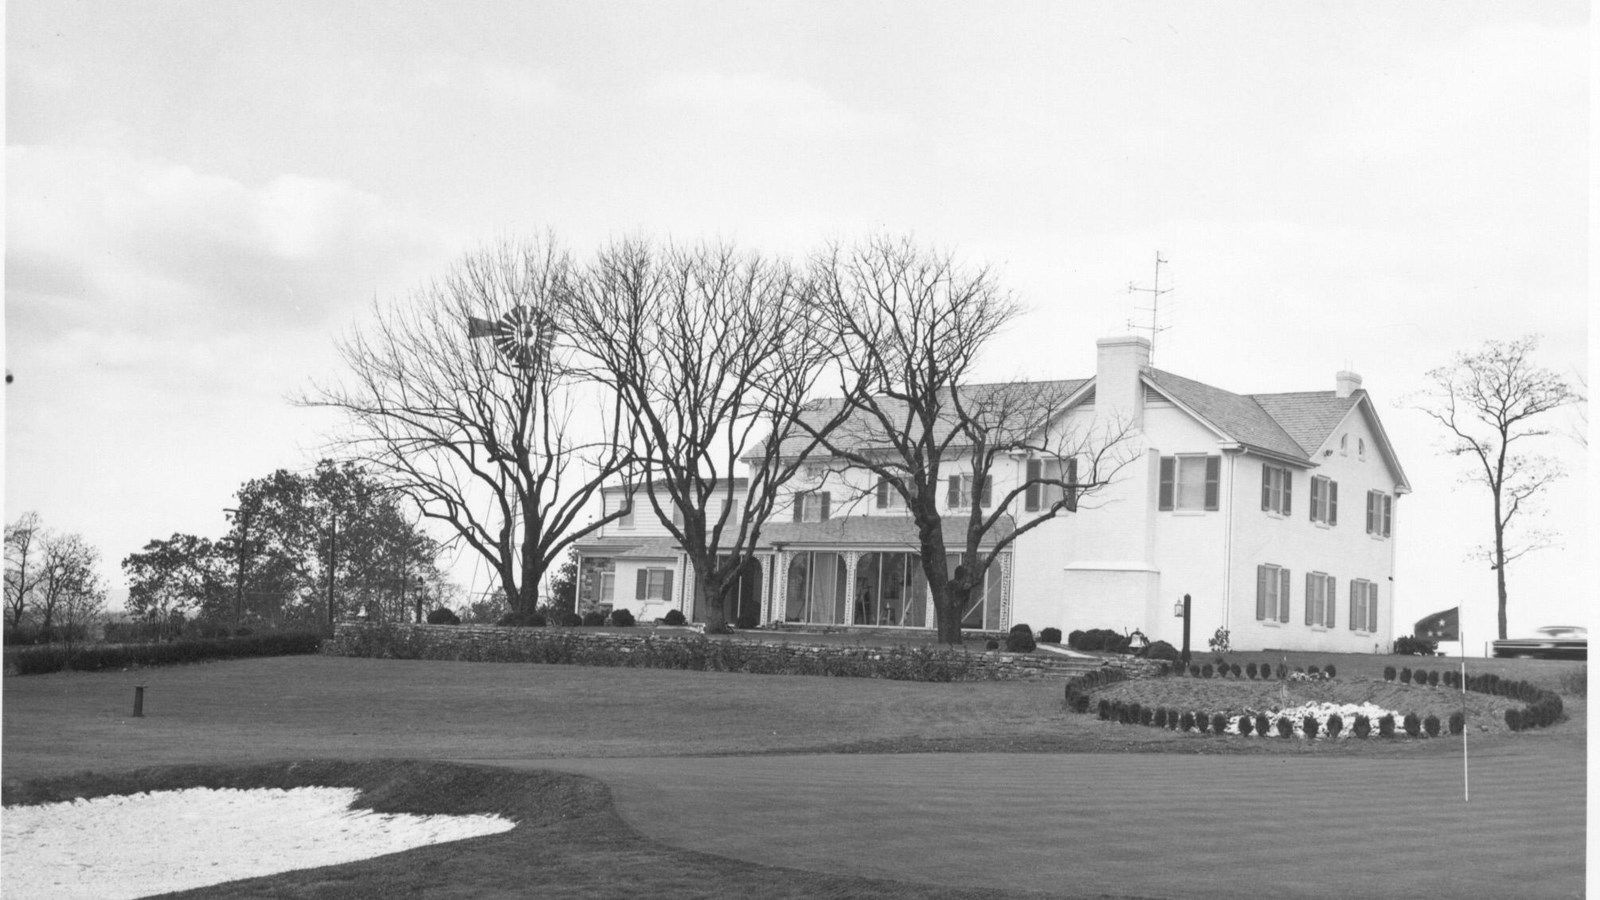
[1172, 593, 1192, 669]
[224, 507, 250, 635]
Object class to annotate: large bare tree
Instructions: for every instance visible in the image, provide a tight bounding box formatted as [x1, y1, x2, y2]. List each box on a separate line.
[4, 511, 44, 631]
[4, 513, 106, 642]
[802, 237, 1134, 644]
[567, 240, 847, 631]
[1411, 335, 1577, 640]
[304, 241, 631, 615]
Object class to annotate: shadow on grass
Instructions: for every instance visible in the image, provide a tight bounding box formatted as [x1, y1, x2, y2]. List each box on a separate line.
[5, 760, 1118, 900]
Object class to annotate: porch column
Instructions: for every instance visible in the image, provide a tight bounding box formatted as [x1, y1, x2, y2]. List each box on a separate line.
[759, 554, 776, 624]
[842, 551, 859, 627]
[770, 552, 791, 625]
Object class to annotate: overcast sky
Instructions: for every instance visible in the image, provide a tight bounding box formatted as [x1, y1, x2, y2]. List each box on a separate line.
[5, 1, 1590, 646]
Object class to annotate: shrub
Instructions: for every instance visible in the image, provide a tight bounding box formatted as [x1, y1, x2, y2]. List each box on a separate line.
[1193, 711, 1209, 733]
[1066, 629, 1086, 649]
[1127, 703, 1142, 725]
[1504, 708, 1522, 731]
[1402, 713, 1420, 737]
[1302, 715, 1319, 739]
[1098, 699, 1112, 720]
[1153, 707, 1168, 728]
[1140, 706, 1154, 726]
[1144, 640, 1180, 662]
[1427, 670, 1440, 688]
[1275, 717, 1293, 738]
[1383, 666, 1396, 682]
[1236, 715, 1253, 736]
[1394, 634, 1438, 656]
[1006, 624, 1037, 653]
[425, 608, 461, 625]
[1211, 713, 1227, 735]
[1254, 713, 1270, 737]
[1399, 668, 1412, 685]
[1449, 711, 1465, 735]
[1039, 627, 1062, 644]
[1378, 714, 1396, 738]
[1229, 663, 1241, 678]
[1189, 664, 1201, 678]
[1179, 711, 1195, 732]
[1307, 665, 1320, 677]
[1072, 694, 1090, 714]
[662, 609, 687, 626]
[985, 639, 1000, 651]
[1324, 664, 1336, 679]
[1353, 715, 1371, 738]
[1424, 714, 1440, 737]
[582, 611, 606, 626]
[1201, 663, 1214, 679]
[734, 613, 759, 629]
[1326, 713, 1344, 738]
[1168, 708, 1181, 730]
[496, 610, 545, 627]
[1559, 665, 1586, 697]
[559, 612, 584, 627]
[1246, 662, 1258, 680]
[609, 608, 636, 628]
[1275, 663, 1288, 680]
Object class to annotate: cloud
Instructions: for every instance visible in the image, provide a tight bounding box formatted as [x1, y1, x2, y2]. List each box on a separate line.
[646, 71, 886, 135]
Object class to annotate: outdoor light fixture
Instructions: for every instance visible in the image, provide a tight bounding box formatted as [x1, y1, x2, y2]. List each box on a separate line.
[1174, 599, 1185, 617]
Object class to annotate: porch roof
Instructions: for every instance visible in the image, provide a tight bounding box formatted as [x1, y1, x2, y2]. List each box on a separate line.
[573, 537, 681, 560]
[760, 514, 1015, 550]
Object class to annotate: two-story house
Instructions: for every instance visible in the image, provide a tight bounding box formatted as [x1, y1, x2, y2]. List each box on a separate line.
[575, 335, 1409, 652]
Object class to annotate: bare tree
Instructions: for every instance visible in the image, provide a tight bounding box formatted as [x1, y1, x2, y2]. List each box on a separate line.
[4, 511, 44, 631]
[303, 240, 632, 615]
[1411, 335, 1578, 640]
[802, 237, 1135, 644]
[567, 240, 847, 631]
[31, 530, 104, 642]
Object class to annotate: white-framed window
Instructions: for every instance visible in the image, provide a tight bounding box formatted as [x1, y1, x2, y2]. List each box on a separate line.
[793, 491, 831, 523]
[946, 474, 992, 510]
[1261, 464, 1292, 516]
[1158, 455, 1220, 511]
[1366, 491, 1392, 537]
[1024, 457, 1078, 512]
[1309, 476, 1338, 525]
[1349, 579, 1378, 633]
[1255, 563, 1291, 622]
[875, 477, 903, 510]
[636, 567, 673, 602]
[671, 505, 684, 530]
[599, 570, 616, 603]
[1304, 571, 1336, 628]
[617, 496, 636, 530]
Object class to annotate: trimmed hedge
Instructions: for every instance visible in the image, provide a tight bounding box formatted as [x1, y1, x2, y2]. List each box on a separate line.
[7, 631, 324, 676]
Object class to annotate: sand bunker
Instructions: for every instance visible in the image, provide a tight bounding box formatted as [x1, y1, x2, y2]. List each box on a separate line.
[1, 786, 515, 899]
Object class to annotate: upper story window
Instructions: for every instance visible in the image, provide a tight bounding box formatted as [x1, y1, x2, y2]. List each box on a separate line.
[1304, 572, 1336, 628]
[1365, 491, 1392, 538]
[947, 474, 992, 510]
[1349, 579, 1379, 633]
[617, 496, 636, 529]
[1309, 476, 1338, 525]
[1158, 455, 1220, 511]
[875, 477, 903, 510]
[1025, 458, 1078, 513]
[1261, 464, 1292, 516]
[1255, 563, 1290, 623]
[1339, 434, 1349, 456]
[1358, 438, 1367, 460]
[793, 490, 831, 523]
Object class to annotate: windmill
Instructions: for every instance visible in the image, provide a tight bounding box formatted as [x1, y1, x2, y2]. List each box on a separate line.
[467, 305, 556, 370]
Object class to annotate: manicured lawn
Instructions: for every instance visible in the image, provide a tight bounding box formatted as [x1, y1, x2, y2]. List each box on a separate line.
[2, 652, 1588, 899]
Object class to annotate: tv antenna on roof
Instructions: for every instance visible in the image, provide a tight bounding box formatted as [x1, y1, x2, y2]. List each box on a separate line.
[1126, 252, 1173, 365]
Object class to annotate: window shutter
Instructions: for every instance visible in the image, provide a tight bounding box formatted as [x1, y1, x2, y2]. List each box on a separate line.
[636, 569, 648, 600]
[980, 476, 992, 508]
[1261, 465, 1271, 511]
[1349, 582, 1359, 631]
[877, 478, 889, 509]
[1204, 456, 1220, 510]
[1283, 470, 1292, 515]
[1326, 577, 1337, 627]
[1368, 583, 1379, 632]
[1256, 565, 1268, 620]
[793, 493, 803, 522]
[1329, 481, 1338, 526]
[1382, 495, 1392, 537]
[1279, 568, 1291, 622]
[947, 476, 961, 508]
[820, 492, 831, 522]
[1025, 460, 1041, 511]
[662, 570, 674, 604]
[1067, 457, 1080, 512]
[1159, 457, 1175, 510]
[1305, 572, 1315, 625]
[1366, 492, 1375, 534]
[1309, 478, 1320, 521]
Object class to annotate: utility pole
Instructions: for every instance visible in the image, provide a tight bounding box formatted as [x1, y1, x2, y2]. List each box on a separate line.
[326, 512, 338, 629]
[224, 507, 250, 635]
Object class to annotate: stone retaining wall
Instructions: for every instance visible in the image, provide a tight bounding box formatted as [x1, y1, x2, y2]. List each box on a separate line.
[326, 623, 1162, 681]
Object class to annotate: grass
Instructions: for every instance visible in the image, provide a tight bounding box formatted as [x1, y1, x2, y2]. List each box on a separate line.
[2, 651, 1589, 898]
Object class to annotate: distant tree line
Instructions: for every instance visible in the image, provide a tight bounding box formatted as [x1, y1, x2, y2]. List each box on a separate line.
[4, 512, 107, 646]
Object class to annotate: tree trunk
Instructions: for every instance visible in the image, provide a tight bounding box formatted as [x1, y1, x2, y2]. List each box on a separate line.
[1493, 494, 1508, 641]
[697, 570, 728, 633]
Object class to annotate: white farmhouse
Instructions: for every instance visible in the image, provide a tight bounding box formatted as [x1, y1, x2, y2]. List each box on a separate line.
[576, 335, 1409, 652]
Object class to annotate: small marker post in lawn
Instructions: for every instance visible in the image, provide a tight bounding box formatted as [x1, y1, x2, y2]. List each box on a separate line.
[133, 685, 145, 718]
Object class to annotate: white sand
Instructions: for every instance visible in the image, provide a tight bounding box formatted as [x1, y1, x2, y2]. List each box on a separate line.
[1, 786, 515, 900]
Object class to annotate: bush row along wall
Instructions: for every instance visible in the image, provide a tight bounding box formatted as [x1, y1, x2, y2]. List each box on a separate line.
[326, 623, 1163, 682]
[4, 632, 325, 676]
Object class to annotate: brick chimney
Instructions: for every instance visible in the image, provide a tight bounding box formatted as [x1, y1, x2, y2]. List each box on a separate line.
[1335, 371, 1363, 399]
[1096, 336, 1152, 425]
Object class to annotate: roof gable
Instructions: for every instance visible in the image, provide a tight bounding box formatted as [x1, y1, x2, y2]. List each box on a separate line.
[1144, 369, 1309, 461]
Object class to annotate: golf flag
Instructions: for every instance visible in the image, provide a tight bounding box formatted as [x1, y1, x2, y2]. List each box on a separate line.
[1415, 606, 1460, 641]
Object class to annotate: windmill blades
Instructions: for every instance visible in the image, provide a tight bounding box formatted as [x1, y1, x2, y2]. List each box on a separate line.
[467, 306, 557, 370]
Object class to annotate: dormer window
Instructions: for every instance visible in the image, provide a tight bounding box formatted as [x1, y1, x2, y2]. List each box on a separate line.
[617, 496, 636, 529]
[1358, 438, 1366, 460]
[1339, 435, 1349, 456]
